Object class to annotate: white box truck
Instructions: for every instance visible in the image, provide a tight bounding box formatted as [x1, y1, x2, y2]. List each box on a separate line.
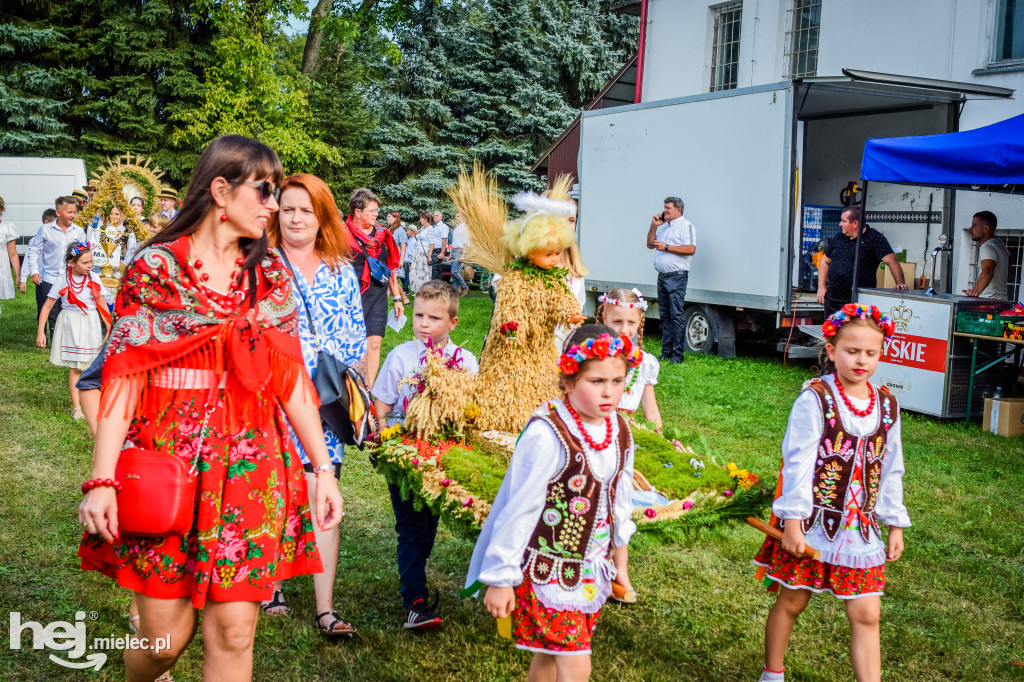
[0, 157, 88, 255]
[576, 73, 1009, 357]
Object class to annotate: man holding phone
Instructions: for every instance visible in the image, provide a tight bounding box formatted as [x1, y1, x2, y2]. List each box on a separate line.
[646, 196, 696, 364]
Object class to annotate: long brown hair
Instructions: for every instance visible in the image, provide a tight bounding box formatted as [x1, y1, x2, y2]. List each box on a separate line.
[267, 173, 350, 271]
[145, 135, 284, 300]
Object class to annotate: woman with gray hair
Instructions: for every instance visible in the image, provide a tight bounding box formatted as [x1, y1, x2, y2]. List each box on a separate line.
[345, 187, 403, 386]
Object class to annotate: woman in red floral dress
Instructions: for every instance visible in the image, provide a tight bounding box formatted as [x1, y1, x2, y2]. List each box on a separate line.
[77, 135, 343, 682]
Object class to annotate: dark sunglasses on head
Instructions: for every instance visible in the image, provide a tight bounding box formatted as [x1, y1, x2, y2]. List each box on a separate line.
[243, 180, 280, 205]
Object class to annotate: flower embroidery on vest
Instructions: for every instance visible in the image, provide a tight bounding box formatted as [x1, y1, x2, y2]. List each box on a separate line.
[569, 497, 591, 515]
[543, 509, 562, 527]
[568, 474, 587, 492]
[814, 461, 842, 505]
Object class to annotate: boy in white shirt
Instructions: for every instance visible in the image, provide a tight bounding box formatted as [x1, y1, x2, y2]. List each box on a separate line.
[373, 280, 479, 629]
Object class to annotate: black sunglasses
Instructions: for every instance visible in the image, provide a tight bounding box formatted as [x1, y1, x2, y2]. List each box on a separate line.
[243, 180, 281, 205]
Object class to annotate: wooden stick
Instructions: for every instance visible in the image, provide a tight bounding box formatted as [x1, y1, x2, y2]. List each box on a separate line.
[746, 517, 821, 560]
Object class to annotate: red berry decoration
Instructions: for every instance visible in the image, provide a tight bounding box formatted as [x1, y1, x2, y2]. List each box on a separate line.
[194, 259, 203, 269]
[201, 273, 210, 282]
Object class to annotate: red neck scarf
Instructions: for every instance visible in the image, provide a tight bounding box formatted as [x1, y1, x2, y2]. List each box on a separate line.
[346, 216, 400, 293]
[60, 269, 112, 327]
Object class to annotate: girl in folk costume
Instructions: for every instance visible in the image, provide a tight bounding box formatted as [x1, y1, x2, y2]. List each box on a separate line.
[753, 304, 910, 682]
[453, 164, 584, 433]
[77, 136, 343, 682]
[596, 287, 662, 431]
[36, 242, 111, 420]
[466, 324, 642, 682]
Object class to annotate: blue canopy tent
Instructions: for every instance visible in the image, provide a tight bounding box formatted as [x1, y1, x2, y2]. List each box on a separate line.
[850, 113, 1024, 297]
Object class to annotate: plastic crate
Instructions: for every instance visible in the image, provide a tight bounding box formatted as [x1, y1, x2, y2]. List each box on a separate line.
[956, 312, 1005, 336]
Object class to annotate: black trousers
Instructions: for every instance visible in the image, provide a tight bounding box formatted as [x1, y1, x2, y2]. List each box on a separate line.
[823, 292, 849, 319]
[657, 270, 689, 361]
[388, 483, 439, 609]
[35, 280, 62, 340]
[429, 249, 442, 281]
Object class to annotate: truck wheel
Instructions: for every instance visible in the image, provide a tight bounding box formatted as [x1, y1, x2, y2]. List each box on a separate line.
[683, 304, 717, 354]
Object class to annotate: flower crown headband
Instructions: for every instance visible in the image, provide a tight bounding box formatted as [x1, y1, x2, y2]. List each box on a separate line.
[67, 242, 89, 260]
[822, 303, 895, 342]
[558, 333, 643, 375]
[598, 288, 649, 312]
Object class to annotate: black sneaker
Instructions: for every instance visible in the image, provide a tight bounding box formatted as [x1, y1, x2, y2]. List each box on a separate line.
[403, 597, 443, 630]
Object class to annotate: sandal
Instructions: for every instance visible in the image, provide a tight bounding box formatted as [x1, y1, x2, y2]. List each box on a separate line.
[72, 407, 85, 421]
[260, 589, 290, 616]
[315, 610, 357, 637]
[128, 614, 140, 634]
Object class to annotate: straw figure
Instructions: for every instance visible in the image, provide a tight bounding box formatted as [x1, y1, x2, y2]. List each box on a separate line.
[451, 164, 584, 433]
[401, 346, 477, 439]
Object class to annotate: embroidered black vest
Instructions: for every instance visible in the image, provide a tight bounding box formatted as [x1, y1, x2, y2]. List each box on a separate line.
[802, 380, 897, 542]
[520, 409, 630, 590]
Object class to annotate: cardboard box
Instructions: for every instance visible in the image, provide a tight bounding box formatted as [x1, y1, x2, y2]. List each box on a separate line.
[983, 397, 1024, 437]
[876, 261, 917, 289]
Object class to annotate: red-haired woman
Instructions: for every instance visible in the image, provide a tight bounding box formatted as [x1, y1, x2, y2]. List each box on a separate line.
[77, 135, 343, 681]
[263, 173, 366, 636]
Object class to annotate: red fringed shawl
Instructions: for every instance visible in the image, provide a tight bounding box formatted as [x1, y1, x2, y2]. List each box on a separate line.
[346, 217, 401, 293]
[99, 235, 314, 427]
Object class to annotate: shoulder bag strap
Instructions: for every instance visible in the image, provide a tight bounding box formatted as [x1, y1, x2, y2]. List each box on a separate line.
[277, 247, 320, 349]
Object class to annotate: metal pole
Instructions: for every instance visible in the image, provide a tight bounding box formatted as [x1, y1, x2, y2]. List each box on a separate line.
[851, 180, 867, 303]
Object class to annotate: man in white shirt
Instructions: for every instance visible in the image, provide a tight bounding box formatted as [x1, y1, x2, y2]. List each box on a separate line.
[646, 196, 696, 364]
[20, 196, 87, 338]
[449, 211, 470, 295]
[429, 210, 449, 280]
[963, 211, 1009, 300]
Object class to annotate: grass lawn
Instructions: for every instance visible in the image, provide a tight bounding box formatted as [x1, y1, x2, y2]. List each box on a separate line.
[1, 288, 1022, 681]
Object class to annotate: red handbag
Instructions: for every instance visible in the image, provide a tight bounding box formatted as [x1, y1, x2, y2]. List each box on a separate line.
[114, 410, 210, 538]
[115, 449, 198, 537]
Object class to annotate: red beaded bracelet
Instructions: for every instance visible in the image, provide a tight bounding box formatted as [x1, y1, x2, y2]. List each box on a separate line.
[81, 478, 122, 495]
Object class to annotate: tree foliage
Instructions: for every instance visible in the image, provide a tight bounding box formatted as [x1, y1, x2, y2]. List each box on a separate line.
[170, 0, 340, 174]
[0, 19, 72, 153]
[369, 0, 637, 217]
[0, 0, 636, 206]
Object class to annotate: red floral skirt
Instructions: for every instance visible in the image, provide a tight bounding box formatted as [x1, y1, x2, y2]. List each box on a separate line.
[78, 394, 323, 608]
[754, 537, 885, 600]
[513, 578, 601, 655]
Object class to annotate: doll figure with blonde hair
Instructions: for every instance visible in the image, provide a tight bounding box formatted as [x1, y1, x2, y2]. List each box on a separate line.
[452, 165, 584, 433]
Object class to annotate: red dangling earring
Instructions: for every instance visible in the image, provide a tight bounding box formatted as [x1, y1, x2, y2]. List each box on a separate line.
[219, 213, 229, 222]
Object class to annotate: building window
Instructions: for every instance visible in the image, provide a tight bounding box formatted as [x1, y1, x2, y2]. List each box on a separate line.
[710, 2, 743, 92]
[785, 0, 821, 78]
[996, 0, 1024, 61]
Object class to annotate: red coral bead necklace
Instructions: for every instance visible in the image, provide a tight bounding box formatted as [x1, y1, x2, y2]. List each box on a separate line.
[67, 269, 88, 294]
[192, 256, 245, 291]
[834, 374, 876, 417]
[564, 400, 613, 450]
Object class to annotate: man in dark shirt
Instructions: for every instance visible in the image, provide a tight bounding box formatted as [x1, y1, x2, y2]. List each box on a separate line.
[816, 205, 908, 317]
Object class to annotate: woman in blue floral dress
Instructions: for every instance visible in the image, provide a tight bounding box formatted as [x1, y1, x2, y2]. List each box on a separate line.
[266, 173, 368, 636]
